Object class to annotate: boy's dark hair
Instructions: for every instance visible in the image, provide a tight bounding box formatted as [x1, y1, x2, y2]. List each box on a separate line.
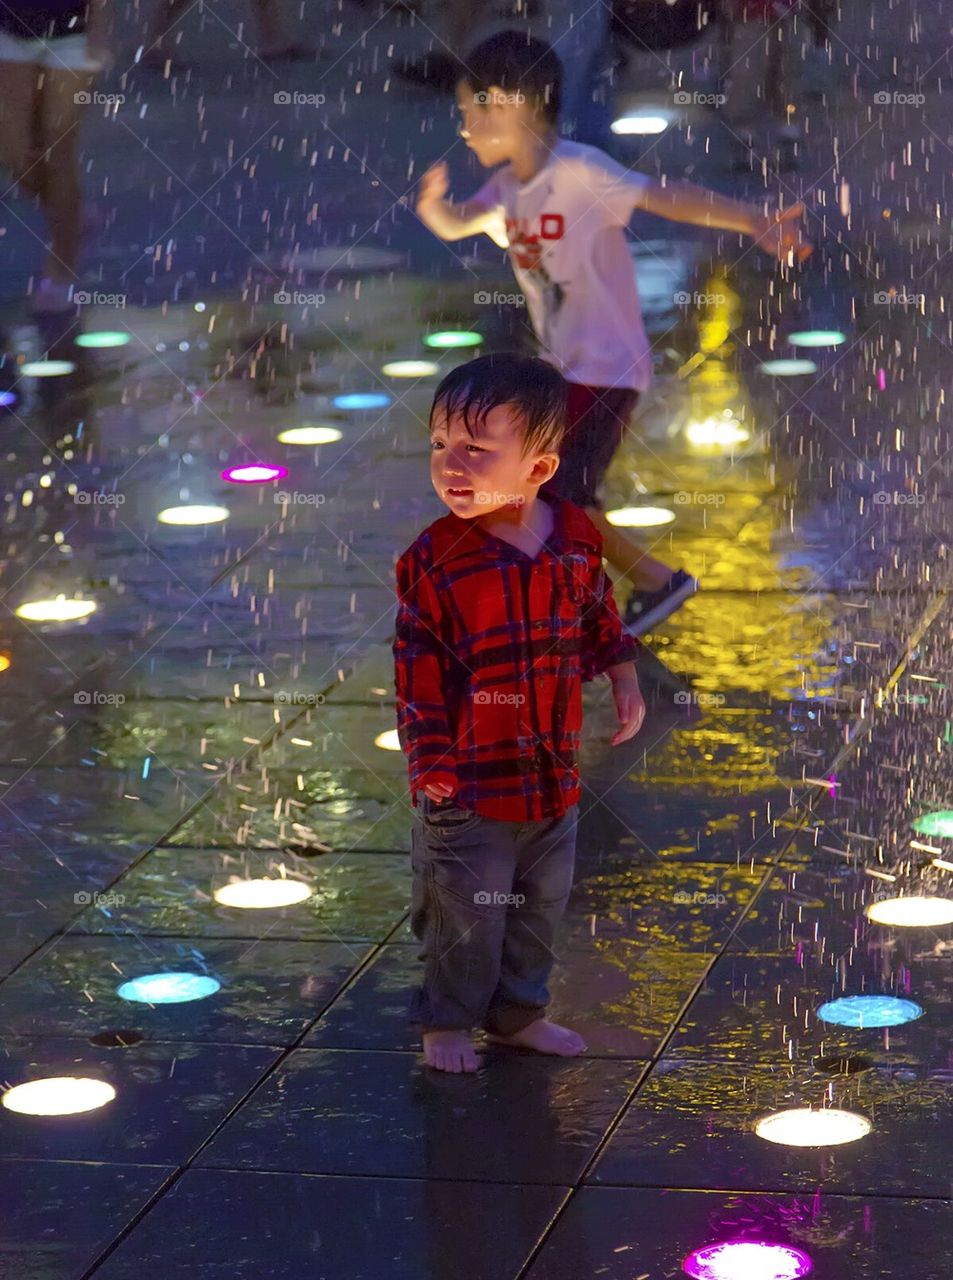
[460, 30, 562, 125]
[430, 353, 567, 457]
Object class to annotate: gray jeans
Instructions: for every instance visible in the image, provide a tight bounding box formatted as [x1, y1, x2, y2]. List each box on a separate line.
[409, 795, 579, 1035]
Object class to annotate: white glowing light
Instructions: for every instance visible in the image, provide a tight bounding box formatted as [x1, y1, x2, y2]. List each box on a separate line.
[787, 330, 846, 347]
[157, 505, 229, 526]
[685, 415, 750, 447]
[277, 425, 343, 446]
[758, 359, 818, 377]
[381, 360, 440, 378]
[15, 596, 96, 622]
[866, 895, 953, 926]
[21, 360, 75, 377]
[755, 1107, 872, 1147]
[611, 111, 673, 135]
[117, 972, 221, 1004]
[605, 506, 676, 528]
[213, 878, 312, 909]
[3, 1076, 116, 1116]
[684, 1240, 812, 1280]
[374, 729, 401, 751]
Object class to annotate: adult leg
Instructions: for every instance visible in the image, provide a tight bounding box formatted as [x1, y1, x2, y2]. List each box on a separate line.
[0, 61, 41, 197]
[33, 67, 95, 291]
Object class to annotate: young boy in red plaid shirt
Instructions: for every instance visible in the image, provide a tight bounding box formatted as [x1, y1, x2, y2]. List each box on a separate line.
[394, 353, 646, 1073]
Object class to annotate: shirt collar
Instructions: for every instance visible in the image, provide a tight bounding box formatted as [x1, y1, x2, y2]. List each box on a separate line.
[428, 495, 600, 569]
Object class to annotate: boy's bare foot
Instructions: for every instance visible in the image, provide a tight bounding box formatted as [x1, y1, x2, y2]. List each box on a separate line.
[422, 1029, 481, 1073]
[485, 1019, 587, 1056]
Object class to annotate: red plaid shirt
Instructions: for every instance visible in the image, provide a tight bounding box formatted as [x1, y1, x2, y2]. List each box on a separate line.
[393, 496, 640, 821]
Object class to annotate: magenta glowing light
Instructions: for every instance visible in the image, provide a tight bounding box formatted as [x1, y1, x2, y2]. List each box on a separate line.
[221, 464, 288, 484]
[683, 1240, 812, 1280]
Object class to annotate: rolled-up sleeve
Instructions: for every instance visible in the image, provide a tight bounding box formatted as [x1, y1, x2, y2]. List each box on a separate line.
[579, 559, 641, 682]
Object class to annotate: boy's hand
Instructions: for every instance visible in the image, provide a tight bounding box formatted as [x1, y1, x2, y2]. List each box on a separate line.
[420, 776, 456, 802]
[752, 202, 813, 263]
[609, 671, 646, 745]
[417, 161, 450, 211]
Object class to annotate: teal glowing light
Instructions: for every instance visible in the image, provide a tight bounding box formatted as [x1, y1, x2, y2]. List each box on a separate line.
[423, 331, 482, 349]
[816, 995, 923, 1028]
[332, 392, 391, 410]
[758, 359, 818, 377]
[75, 332, 132, 349]
[117, 972, 221, 1004]
[912, 810, 953, 838]
[787, 330, 846, 347]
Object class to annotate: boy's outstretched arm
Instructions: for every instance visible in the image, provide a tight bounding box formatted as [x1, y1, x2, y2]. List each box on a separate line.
[416, 161, 509, 246]
[637, 179, 813, 262]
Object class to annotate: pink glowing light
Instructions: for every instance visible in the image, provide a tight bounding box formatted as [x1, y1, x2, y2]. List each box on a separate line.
[877, 368, 887, 391]
[221, 464, 288, 484]
[683, 1240, 812, 1280]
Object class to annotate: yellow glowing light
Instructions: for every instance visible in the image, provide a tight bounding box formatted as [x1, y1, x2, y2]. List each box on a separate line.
[375, 729, 402, 751]
[685, 415, 750, 448]
[0, 652, 10, 673]
[381, 360, 440, 378]
[277, 425, 343, 446]
[755, 1107, 872, 1147]
[605, 506, 676, 528]
[866, 895, 953, 926]
[213, 878, 312, 909]
[15, 596, 96, 622]
[157, 505, 229, 526]
[3, 1076, 116, 1116]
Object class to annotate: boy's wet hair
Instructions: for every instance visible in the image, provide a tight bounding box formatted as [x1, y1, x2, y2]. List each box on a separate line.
[460, 30, 562, 125]
[430, 353, 567, 457]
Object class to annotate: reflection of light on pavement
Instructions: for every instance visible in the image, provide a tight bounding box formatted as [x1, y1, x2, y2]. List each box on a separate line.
[866, 896, 953, 926]
[816, 995, 923, 1027]
[755, 1107, 871, 1146]
[683, 1240, 812, 1280]
[118, 973, 221, 1003]
[3, 1077, 116, 1116]
[685, 413, 750, 448]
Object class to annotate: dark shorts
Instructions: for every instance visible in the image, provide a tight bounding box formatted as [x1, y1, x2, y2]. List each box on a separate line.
[539, 383, 640, 510]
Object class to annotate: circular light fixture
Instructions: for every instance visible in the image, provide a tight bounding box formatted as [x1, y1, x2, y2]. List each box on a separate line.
[2, 1076, 116, 1116]
[381, 360, 440, 378]
[758, 359, 818, 376]
[21, 360, 76, 377]
[117, 972, 221, 1004]
[0, 390, 18, 406]
[685, 415, 750, 448]
[605, 505, 676, 528]
[912, 810, 953, 838]
[787, 330, 846, 347]
[755, 1107, 871, 1147]
[374, 728, 401, 751]
[684, 1241, 812, 1280]
[75, 332, 131, 349]
[277, 424, 343, 446]
[611, 111, 673, 135]
[866, 895, 953, 926]
[0, 652, 11, 673]
[423, 331, 482, 350]
[213, 878, 312, 909]
[15, 596, 96, 622]
[816, 995, 923, 1028]
[221, 464, 288, 484]
[157, 505, 229, 526]
[332, 392, 391, 410]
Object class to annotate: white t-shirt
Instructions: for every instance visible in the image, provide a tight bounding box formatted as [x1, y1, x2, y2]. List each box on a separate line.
[470, 138, 653, 391]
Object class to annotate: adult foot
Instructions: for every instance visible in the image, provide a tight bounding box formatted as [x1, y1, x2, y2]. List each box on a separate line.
[422, 1029, 481, 1073]
[486, 1019, 587, 1056]
[623, 569, 699, 635]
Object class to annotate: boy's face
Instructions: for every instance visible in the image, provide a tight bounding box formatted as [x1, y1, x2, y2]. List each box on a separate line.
[455, 81, 530, 167]
[430, 402, 559, 518]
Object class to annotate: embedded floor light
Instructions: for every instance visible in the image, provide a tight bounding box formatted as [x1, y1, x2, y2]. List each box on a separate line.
[21, 360, 76, 377]
[15, 596, 96, 622]
[75, 332, 132, 349]
[117, 972, 221, 1004]
[816, 995, 923, 1028]
[374, 729, 401, 751]
[277, 425, 343, 446]
[912, 810, 953, 838]
[0, 652, 11, 673]
[866, 895, 953, 926]
[157, 504, 229, 526]
[605, 505, 676, 528]
[213, 878, 312, 909]
[221, 464, 288, 484]
[611, 110, 673, 135]
[0, 390, 18, 406]
[332, 392, 392, 410]
[685, 414, 750, 448]
[684, 1241, 812, 1280]
[758, 359, 818, 376]
[2, 1076, 116, 1116]
[754, 1107, 872, 1147]
[381, 360, 440, 378]
[423, 331, 482, 349]
[787, 330, 846, 347]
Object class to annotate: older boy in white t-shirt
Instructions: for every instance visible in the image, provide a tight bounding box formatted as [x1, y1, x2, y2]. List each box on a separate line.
[417, 30, 811, 632]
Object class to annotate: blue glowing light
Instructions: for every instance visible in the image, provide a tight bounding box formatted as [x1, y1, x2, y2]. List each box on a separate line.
[0, 391, 16, 406]
[332, 392, 391, 410]
[816, 995, 924, 1028]
[117, 972, 221, 1004]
